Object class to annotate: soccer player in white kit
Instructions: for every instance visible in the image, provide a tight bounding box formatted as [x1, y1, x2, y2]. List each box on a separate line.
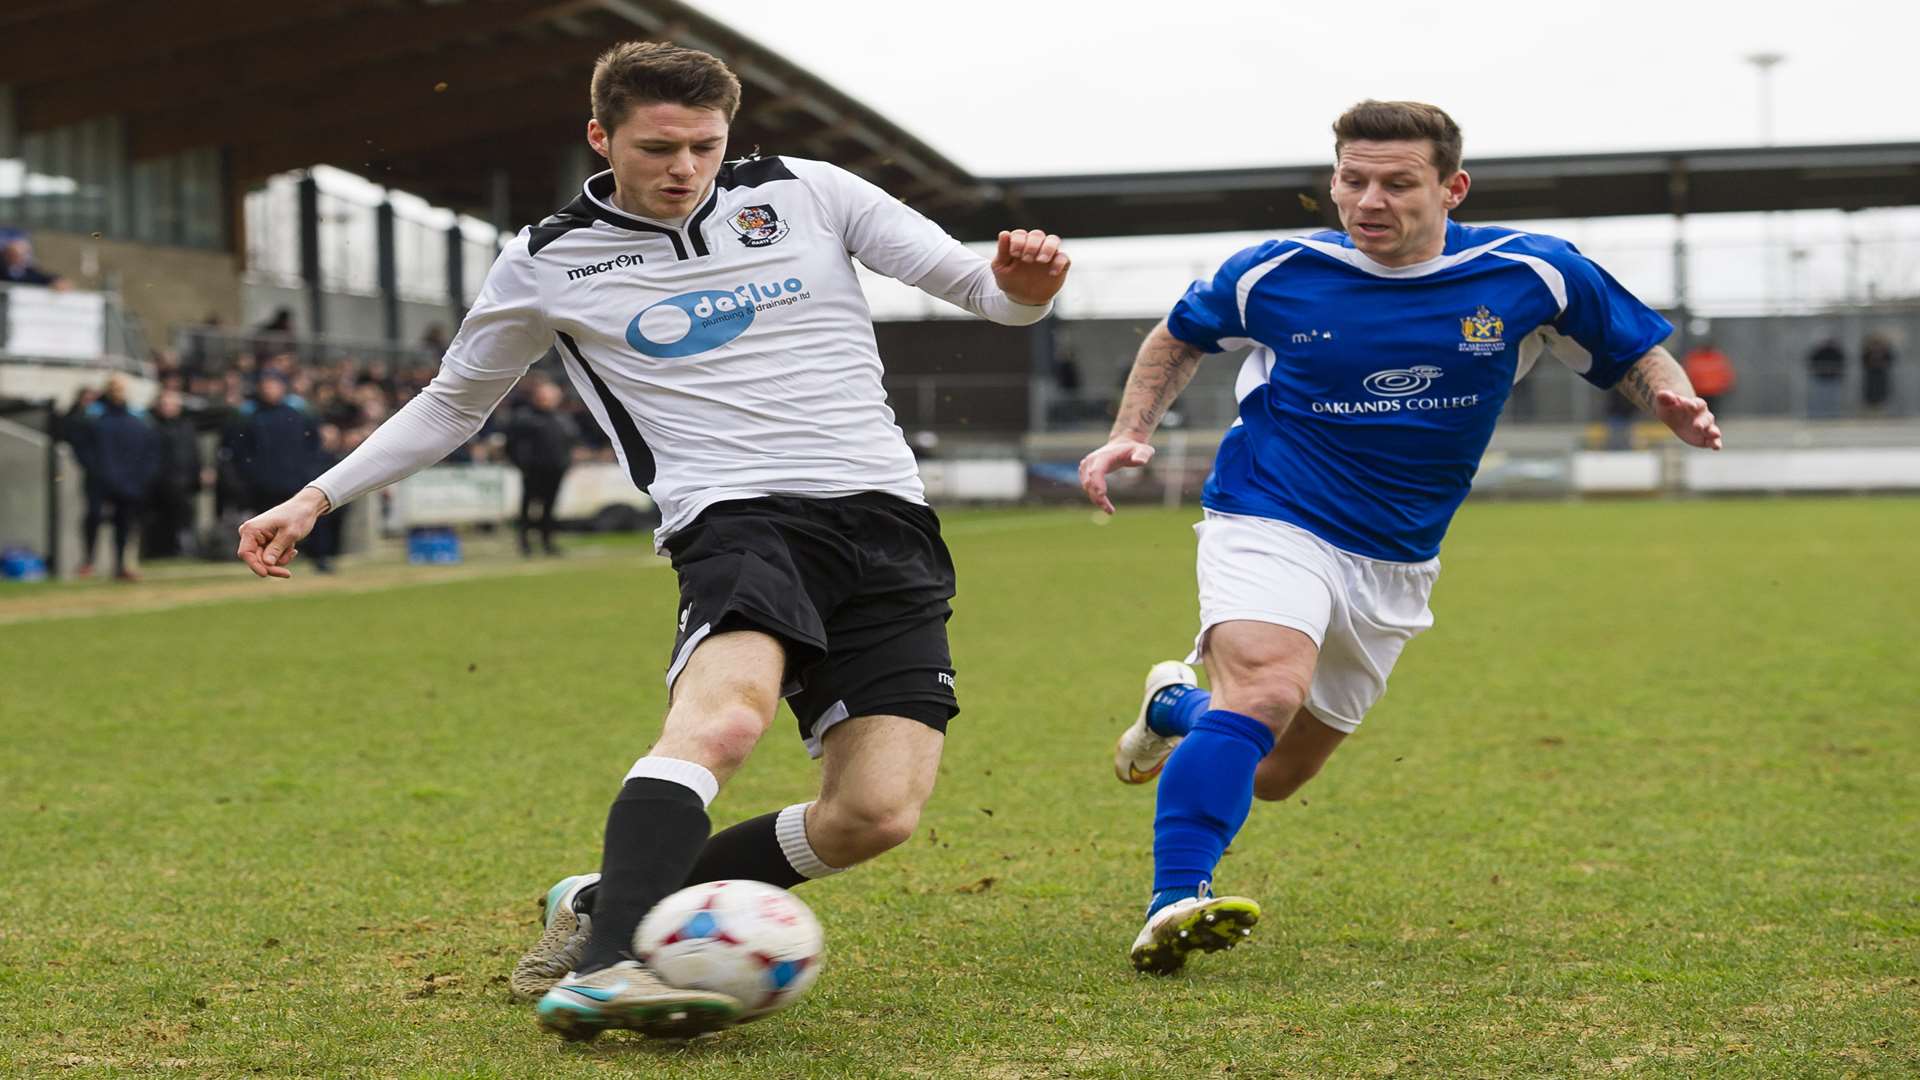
[235, 42, 1071, 1038]
[1078, 101, 1722, 974]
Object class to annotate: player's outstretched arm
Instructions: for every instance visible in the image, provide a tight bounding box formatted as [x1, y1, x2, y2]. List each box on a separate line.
[1079, 320, 1207, 514]
[1616, 347, 1724, 450]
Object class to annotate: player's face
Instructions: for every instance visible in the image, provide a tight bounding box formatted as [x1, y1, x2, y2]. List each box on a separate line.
[1331, 140, 1469, 267]
[588, 103, 730, 221]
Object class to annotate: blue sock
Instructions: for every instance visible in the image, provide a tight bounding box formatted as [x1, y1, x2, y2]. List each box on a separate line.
[1145, 683, 1211, 738]
[1150, 709, 1275, 905]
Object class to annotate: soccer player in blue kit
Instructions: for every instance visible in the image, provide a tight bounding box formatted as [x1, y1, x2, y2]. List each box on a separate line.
[1078, 101, 1723, 974]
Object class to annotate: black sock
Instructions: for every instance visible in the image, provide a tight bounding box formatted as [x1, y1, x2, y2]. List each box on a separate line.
[682, 811, 808, 889]
[576, 777, 712, 973]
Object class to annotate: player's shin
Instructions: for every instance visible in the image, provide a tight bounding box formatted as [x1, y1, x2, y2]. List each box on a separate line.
[575, 757, 717, 974]
[682, 802, 844, 888]
[1149, 710, 1275, 914]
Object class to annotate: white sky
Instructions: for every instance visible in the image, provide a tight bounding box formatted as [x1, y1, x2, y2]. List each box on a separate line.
[686, 0, 1917, 175]
[679, 0, 1920, 317]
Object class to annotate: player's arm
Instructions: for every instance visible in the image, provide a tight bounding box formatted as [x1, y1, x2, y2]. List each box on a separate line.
[794, 158, 1065, 324]
[236, 239, 550, 578]
[906, 229, 1069, 322]
[1614, 346, 1723, 450]
[1078, 320, 1206, 514]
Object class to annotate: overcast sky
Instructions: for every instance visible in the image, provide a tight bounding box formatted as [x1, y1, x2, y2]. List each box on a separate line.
[676, 0, 1918, 317]
[687, 0, 1916, 175]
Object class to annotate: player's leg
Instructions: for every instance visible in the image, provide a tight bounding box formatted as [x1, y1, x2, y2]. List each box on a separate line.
[1129, 620, 1319, 973]
[808, 713, 942, 866]
[536, 629, 784, 1038]
[1119, 671, 1349, 797]
[682, 492, 956, 879]
[573, 628, 785, 974]
[1252, 706, 1347, 802]
[515, 475, 536, 555]
[1129, 512, 1341, 972]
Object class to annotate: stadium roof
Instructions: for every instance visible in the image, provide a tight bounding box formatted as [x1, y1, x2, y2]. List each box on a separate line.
[0, 0, 987, 232]
[5, 0, 1918, 242]
[947, 142, 1920, 240]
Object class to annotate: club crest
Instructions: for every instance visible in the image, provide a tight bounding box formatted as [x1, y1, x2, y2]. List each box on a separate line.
[730, 204, 790, 248]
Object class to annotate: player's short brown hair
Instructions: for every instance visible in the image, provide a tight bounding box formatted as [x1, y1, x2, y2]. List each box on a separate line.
[591, 41, 742, 133]
[1333, 100, 1464, 178]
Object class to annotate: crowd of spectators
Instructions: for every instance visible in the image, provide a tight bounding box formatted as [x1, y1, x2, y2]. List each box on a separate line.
[57, 312, 610, 578]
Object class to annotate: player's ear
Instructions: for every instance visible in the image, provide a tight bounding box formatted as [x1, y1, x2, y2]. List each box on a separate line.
[586, 118, 611, 161]
[1442, 169, 1470, 209]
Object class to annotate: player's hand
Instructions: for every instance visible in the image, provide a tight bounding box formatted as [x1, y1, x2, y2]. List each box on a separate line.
[991, 229, 1071, 306]
[1653, 389, 1723, 450]
[236, 487, 329, 579]
[1079, 438, 1155, 515]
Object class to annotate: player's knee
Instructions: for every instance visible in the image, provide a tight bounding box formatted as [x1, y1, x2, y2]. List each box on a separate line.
[1228, 673, 1311, 730]
[813, 795, 921, 863]
[683, 703, 774, 773]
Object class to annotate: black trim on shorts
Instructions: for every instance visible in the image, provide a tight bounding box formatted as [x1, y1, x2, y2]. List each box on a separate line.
[662, 493, 958, 749]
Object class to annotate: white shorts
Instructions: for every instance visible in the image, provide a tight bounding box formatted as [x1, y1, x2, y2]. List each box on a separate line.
[1190, 510, 1439, 733]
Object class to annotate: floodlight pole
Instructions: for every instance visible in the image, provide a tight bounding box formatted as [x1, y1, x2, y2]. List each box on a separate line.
[1744, 52, 1786, 314]
[1744, 52, 1786, 145]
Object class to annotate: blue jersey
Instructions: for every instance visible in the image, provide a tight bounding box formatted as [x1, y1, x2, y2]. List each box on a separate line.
[1168, 220, 1671, 562]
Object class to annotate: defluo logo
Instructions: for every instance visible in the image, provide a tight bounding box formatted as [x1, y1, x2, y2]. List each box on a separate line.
[626, 277, 807, 359]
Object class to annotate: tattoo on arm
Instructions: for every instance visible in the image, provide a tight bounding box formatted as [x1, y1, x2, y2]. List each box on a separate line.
[1616, 347, 1690, 412]
[1111, 322, 1206, 441]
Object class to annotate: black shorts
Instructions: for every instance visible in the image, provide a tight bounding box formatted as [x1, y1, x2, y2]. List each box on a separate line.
[661, 493, 958, 756]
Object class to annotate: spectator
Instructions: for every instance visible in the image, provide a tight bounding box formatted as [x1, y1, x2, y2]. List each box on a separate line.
[1681, 340, 1736, 415]
[1862, 333, 1897, 412]
[303, 423, 347, 574]
[1806, 337, 1846, 419]
[146, 390, 207, 559]
[2, 235, 71, 290]
[1603, 384, 1639, 450]
[77, 378, 159, 581]
[504, 380, 578, 556]
[252, 307, 295, 359]
[228, 373, 319, 516]
[420, 324, 450, 360]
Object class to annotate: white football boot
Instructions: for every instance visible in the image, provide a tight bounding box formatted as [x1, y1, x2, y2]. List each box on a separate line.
[1114, 660, 1200, 784]
[1128, 893, 1261, 974]
[536, 959, 741, 1041]
[510, 872, 599, 1001]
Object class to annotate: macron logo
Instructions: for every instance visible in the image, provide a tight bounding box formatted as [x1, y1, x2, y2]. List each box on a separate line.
[566, 253, 644, 281]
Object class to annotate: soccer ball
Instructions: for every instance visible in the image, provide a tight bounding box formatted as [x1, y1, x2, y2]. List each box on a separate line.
[634, 879, 824, 1020]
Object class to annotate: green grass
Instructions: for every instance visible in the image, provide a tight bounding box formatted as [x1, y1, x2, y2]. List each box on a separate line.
[2, 498, 1916, 1078]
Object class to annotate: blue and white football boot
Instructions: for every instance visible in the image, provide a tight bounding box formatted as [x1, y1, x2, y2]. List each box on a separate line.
[536, 960, 741, 1041]
[509, 873, 599, 1001]
[1114, 660, 1199, 783]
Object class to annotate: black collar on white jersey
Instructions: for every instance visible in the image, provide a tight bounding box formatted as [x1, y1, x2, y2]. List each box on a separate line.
[578, 170, 718, 260]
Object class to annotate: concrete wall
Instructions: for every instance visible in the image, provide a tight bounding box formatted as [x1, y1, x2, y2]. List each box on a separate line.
[27, 230, 243, 348]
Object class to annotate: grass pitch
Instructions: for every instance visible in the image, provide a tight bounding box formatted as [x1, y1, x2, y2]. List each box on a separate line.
[1, 498, 1915, 1077]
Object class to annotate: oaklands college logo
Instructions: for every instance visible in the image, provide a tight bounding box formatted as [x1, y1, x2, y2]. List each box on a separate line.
[1362, 365, 1445, 397]
[729, 204, 789, 247]
[1458, 305, 1507, 356]
[625, 277, 812, 359]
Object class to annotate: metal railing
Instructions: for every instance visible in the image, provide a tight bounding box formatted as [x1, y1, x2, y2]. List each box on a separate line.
[0, 281, 148, 373]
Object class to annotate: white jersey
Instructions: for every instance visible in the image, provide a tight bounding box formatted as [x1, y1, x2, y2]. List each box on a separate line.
[310, 156, 1048, 541]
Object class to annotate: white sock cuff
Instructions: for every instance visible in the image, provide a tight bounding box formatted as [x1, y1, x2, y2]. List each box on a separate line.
[623, 756, 719, 808]
[775, 801, 843, 879]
